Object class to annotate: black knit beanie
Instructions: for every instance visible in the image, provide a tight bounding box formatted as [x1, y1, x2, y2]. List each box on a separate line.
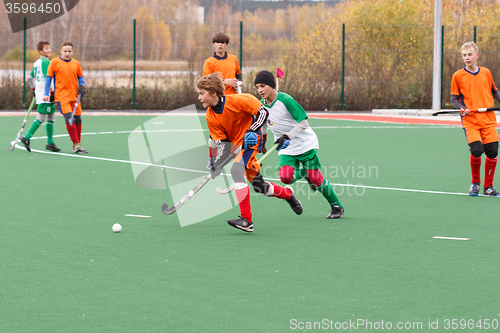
[254, 70, 276, 89]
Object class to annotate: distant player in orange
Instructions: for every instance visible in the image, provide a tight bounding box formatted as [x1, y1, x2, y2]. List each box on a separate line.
[43, 41, 87, 154]
[203, 32, 242, 96]
[203, 33, 243, 168]
[451, 41, 500, 196]
[197, 72, 302, 232]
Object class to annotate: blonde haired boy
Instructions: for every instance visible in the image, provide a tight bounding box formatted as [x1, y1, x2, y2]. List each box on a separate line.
[451, 41, 500, 196]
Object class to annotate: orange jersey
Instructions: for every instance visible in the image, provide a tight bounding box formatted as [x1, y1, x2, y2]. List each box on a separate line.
[206, 93, 262, 146]
[46, 57, 83, 103]
[203, 53, 241, 95]
[451, 67, 498, 128]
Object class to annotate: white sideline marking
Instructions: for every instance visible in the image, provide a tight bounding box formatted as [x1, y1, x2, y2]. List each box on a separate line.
[27, 126, 457, 141]
[19, 124, 473, 198]
[15, 145, 209, 174]
[312, 125, 459, 129]
[125, 214, 152, 218]
[15, 143, 474, 198]
[433, 236, 470, 241]
[29, 129, 207, 140]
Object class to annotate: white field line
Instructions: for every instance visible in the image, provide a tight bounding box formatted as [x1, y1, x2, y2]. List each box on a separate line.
[125, 214, 152, 218]
[16, 122, 476, 198]
[27, 125, 458, 141]
[433, 236, 470, 241]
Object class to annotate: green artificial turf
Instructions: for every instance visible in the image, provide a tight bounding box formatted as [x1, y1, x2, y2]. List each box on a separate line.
[1, 114, 499, 332]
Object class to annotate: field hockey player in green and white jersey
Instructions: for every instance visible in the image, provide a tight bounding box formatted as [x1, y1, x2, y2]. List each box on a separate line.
[254, 70, 344, 219]
[20, 41, 60, 152]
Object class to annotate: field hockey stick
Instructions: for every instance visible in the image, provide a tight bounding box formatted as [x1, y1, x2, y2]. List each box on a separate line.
[68, 93, 82, 126]
[8, 98, 36, 151]
[237, 81, 242, 94]
[432, 106, 500, 116]
[161, 147, 241, 215]
[216, 143, 279, 194]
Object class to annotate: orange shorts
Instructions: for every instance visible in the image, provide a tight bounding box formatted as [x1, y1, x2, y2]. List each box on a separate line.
[464, 125, 499, 144]
[56, 100, 82, 116]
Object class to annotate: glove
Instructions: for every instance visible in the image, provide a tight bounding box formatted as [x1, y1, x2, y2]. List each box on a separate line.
[275, 134, 290, 151]
[50, 91, 55, 103]
[78, 84, 86, 96]
[243, 131, 258, 150]
[32, 88, 36, 97]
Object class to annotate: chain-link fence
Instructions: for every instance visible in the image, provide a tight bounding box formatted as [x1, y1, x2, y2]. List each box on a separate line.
[1, 15, 499, 111]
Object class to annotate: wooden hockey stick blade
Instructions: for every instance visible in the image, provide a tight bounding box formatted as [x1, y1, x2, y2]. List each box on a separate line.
[216, 144, 279, 195]
[216, 182, 236, 194]
[9, 99, 36, 151]
[431, 110, 460, 116]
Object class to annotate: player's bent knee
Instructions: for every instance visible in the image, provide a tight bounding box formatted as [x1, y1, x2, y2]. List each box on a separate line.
[306, 169, 324, 187]
[469, 141, 483, 158]
[484, 142, 499, 159]
[62, 113, 72, 124]
[36, 114, 47, 123]
[73, 115, 82, 125]
[279, 166, 295, 184]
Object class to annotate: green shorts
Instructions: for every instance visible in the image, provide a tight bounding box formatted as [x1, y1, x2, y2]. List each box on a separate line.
[37, 103, 56, 114]
[278, 149, 322, 170]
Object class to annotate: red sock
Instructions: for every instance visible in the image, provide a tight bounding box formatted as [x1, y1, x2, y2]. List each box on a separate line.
[76, 123, 82, 142]
[267, 182, 292, 200]
[66, 123, 79, 145]
[484, 156, 497, 188]
[235, 185, 252, 222]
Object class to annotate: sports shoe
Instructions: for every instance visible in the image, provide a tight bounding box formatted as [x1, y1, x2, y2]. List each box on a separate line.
[20, 136, 31, 152]
[468, 182, 480, 196]
[284, 185, 303, 215]
[227, 216, 253, 232]
[45, 143, 61, 152]
[327, 205, 345, 219]
[483, 186, 500, 196]
[73, 143, 88, 154]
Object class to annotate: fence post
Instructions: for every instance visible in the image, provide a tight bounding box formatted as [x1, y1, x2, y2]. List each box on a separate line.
[23, 17, 26, 110]
[341, 23, 345, 111]
[440, 25, 444, 109]
[239, 21, 243, 69]
[473, 26, 476, 43]
[133, 19, 136, 110]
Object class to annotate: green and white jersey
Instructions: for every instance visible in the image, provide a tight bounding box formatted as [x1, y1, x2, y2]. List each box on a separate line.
[29, 56, 51, 104]
[262, 91, 319, 156]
